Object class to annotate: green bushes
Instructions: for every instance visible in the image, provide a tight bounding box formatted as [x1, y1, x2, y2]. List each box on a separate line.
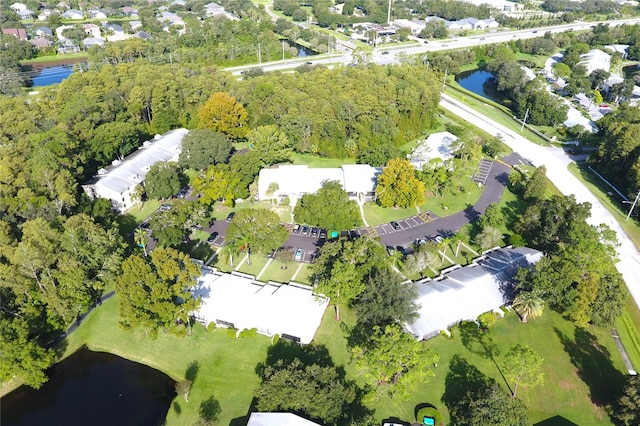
[416, 405, 443, 425]
[478, 311, 499, 329]
[272, 334, 280, 345]
[226, 328, 238, 339]
[238, 328, 258, 338]
[206, 322, 216, 332]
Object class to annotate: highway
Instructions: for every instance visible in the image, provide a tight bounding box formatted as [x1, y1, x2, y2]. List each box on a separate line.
[226, 17, 640, 75]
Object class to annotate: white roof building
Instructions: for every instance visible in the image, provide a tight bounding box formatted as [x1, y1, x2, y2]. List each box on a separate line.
[191, 269, 329, 345]
[247, 413, 321, 426]
[579, 49, 611, 74]
[406, 247, 543, 340]
[460, 0, 523, 12]
[408, 131, 458, 170]
[82, 128, 187, 212]
[258, 164, 381, 204]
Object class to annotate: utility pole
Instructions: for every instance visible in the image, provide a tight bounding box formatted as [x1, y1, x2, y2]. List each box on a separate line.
[520, 108, 529, 133]
[258, 42, 262, 64]
[387, 0, 392, 25]
[282, 40, 285, 61]
[626, 189, 640, 221]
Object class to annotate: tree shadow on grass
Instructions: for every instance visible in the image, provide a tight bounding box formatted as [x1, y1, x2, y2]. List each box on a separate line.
[255, 340, 335, 378]
[185, 360, 199, 383]
[554, 327, 626, 410]
[197, 396, 221, 425]
[441, 355, 492, 425]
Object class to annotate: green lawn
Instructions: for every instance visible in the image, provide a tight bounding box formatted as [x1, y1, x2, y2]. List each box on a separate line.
[62, 296, 271, 426]
[292, 263, 314, 285]
[291, 153, 356, 168]
[21, 52, 88, 64]
[616, 296, 640, 372]
[236, 254, 270, 277]
[259, 262, 297, 283]
[210, 201, 293, 224]
[314, 307, 628, 425]
[362, 203, 419, 226]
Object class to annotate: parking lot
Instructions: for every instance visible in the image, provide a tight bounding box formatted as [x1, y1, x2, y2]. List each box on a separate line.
[284, 224, 327, 263]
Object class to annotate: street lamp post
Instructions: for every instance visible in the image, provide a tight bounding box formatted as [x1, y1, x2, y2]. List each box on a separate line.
[623, 189, 640, 221]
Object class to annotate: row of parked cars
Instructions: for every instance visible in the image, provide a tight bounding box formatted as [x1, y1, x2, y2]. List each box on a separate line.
[292, 224, 327, 239]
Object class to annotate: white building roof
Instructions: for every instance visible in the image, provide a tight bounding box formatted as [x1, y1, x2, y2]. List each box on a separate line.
[192, 270, 329, 344]
[247, 413, 321, 426]
[406, 247, 543, 340]
[93, 128, 187, 195]
[257, 164, 381, 200]
[579, 49, 611, 74]
[408, 131, 458, 170]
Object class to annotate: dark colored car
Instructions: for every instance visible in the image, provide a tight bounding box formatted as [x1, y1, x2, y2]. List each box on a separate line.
[226, 212, 235, 221]
[391, 221, 401, 231]
[311, 227, 319, 237]
[319, 229, 327, 239]
[381, 51, 389, 55]
[302, 225, 309, 236]
[207, 232, 218, 244]
[140, 221, 150, 229]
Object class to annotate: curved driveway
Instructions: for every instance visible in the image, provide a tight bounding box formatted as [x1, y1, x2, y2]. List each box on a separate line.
[441, 93, 640, 309]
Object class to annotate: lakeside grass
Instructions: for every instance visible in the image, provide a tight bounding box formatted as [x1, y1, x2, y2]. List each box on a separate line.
[21, 53, 89, 64]
[62, 296, 271, 426]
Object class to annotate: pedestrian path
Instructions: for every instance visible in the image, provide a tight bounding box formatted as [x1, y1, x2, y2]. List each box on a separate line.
[291, 261, 305, 282]
[256, 258, 274, 281]
[612, 328, 637, 375]
[359, 204, 369, 227]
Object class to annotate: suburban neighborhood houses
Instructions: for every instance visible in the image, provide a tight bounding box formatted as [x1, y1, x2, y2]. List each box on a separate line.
[3, 0, 640, 425]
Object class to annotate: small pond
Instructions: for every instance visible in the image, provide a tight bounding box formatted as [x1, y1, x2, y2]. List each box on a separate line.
[22, 58, 87, 88]
[456, 69, 500, 102]
[1, 347, 176, 426]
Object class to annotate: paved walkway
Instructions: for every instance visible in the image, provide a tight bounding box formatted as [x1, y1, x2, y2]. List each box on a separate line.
[612, 328, 637, 375]
[256, 258, 274, 281]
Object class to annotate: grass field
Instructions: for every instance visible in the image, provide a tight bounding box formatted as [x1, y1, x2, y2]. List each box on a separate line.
[314, 306, 628, 425]
[291, 153, 357, 168]
[62, 296, 271, 426]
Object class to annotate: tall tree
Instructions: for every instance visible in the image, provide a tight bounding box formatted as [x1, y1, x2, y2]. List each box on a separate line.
[145, 162, 182, 200]
[609, 375, 640, 426]
[352, 324, 438, 400]
[464, 382, 528, 426]
[178, 129, 233, 170]
[352, 269, 418, 328]
[225, 209, 288, 255]
[293, 180, 361, 230]
[116, 247, 201, 338]
[512, 291, 544, 323]
[255, 358, 357, 425]
[376, 158, 425, 208]
[501, 344, 544, 398]
[197, 92, 248, 140]
[523, 166, 547, 201]
[247, 125, 292, 166]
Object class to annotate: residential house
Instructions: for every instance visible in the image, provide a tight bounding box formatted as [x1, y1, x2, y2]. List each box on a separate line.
[408, 131, 459, 170]
[121, 6, 138, 16]
[579, 49, 611, 74]
[604, 44, 629, 59]
[10, 2, 27, 12]
[133, 30, 152, 40]
[57, 39, 80, 53]
[128, 20, 142, 31]
[35, 26, 54, 38]
[247, 413, 322, 426]
[2, 28, 28, 40]
[103, 22, 128, 41]
[37, 9, 54, 21]
[82, 23, 101, 38]
[88, 9, 107, 19]
[481, 18, 500, 29]
[16, 8, 34, 19]
[461, 0, 524, 12]
[83, 37, 105, 48]
[392, 18, 425, 36]
[205, 2, 225, 17]
[157, 11, 186, 31]
[171, 0, 186, 5]
[30, 37, 53, 48]
[191, 268, 329, 345]
[407, 247, 543, 340]
[62, 9, 85, 20]
[258, 164, 381, 205]
[82, 129, 187, 212]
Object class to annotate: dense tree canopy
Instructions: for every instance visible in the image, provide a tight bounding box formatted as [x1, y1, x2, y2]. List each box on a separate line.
[145, 162, 183, 200]
[178, 129, 233, 170]
[293, 180, 361, 230]
[225, 209, 288, 254]
[197, 92, 249, 140]
[116, 247, 201, 339]
[376, 158, 425, 208]
[255, 358, 357, 425]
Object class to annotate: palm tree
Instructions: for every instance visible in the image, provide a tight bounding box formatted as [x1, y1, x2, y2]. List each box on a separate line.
[131, 184, 145, 211]
[219, 241, 240, 267]
[512, 291, 545, 323]
[134, 228, 148, 257]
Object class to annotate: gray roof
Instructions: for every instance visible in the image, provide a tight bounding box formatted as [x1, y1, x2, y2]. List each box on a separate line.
[406, 247, 543, 340]
[35, 26, 53, 36]
[94, 129, 187, 195]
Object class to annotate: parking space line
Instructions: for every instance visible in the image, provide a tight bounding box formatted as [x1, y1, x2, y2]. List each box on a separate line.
[417, 212, 434, 223]
[376, 225, 387, 235]
[366, 227, 378, 238]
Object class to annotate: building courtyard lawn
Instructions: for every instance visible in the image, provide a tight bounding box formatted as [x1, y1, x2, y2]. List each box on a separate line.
[235, 254, 269, 277]
[259, 262, 297, 283]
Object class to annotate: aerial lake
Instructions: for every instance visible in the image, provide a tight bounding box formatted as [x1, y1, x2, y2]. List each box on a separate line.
[456, 69, 499, 101]
[21, 58, 87, 87]
[1, 347, 175, 426]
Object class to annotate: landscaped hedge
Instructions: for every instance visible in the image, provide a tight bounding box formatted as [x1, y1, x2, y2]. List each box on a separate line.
[416, 405, 443, 425]
[239, 328, 258, 338]
[206, 322, 216, 332]
[226, 327, 238, 339]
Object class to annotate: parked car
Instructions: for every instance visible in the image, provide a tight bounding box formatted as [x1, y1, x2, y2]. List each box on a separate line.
[293, 224, 300, 233]
[391, 221, 401, 231]
[226, 212, 235, 221]
[302, 225, 309, 236]
[311, 227, 319, 237]
[159, 204, 171, 212]
[319, 229, 327, 239]
[294, 248, 303, 261]
[434, 235, 443, 243]
[305, 61, 312, 65]
[381, 50, 389, 55]
[207, 232, 218, 244]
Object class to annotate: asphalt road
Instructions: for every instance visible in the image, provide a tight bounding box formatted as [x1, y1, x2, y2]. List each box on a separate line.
[440, 92, 640, 310]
